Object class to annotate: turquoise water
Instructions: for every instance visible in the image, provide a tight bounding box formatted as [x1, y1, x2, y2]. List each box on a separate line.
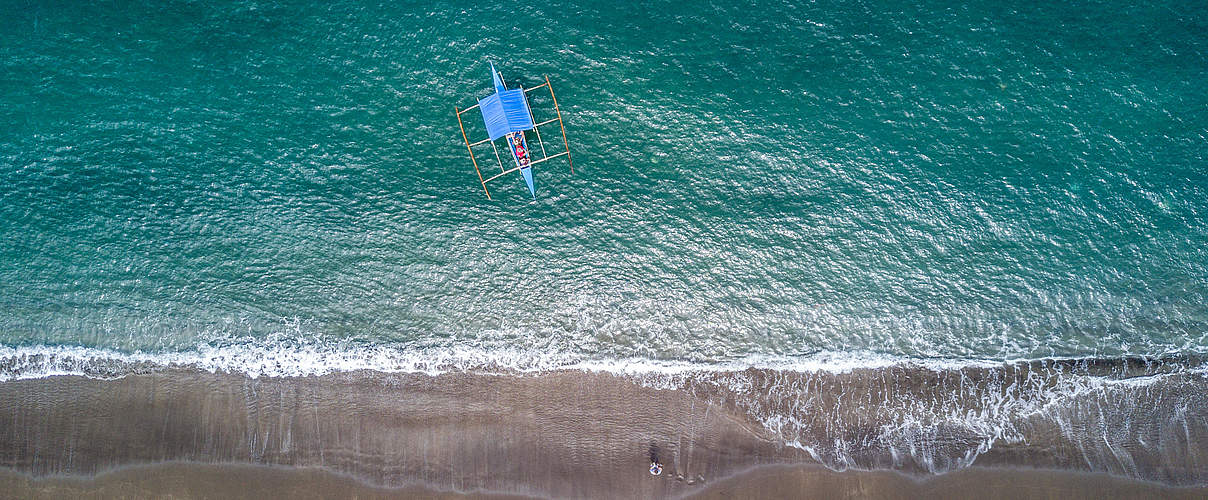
[1, 0, 1206, 372]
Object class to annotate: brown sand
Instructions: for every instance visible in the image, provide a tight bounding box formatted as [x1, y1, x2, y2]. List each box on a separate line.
[1, 461, 1205, 499]
[0, 369, 1204, 499]
[0, 463, 531, 500]
[0, 369, 802, 498]
[691, 464, 1208, 500]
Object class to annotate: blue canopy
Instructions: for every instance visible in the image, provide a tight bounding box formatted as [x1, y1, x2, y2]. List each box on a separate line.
[479, 64, 534, 141]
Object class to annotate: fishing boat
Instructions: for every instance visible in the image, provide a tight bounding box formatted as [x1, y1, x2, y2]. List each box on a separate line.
[455, 63, 573, 200]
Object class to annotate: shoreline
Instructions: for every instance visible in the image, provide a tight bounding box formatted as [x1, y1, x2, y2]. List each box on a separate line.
[0, 369, 804, 498]
[0, 367, 1204, 498]
[4, 342, 1203, 382]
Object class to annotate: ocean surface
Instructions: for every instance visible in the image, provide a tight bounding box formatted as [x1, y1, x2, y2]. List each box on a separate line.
[2, 0, 1207, 482]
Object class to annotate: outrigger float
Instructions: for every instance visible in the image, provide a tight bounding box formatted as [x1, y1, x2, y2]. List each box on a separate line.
[455, 63, 573, 199]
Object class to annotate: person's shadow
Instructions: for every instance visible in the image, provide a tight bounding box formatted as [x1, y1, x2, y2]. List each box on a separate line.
[648, 441, 665, 477]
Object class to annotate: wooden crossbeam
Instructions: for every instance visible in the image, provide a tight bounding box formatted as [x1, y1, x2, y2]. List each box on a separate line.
[468, 119, 560, 151]
[481, 152, 569, 185]
[483, 165, 522, 184]
[528, 150, 569, 167]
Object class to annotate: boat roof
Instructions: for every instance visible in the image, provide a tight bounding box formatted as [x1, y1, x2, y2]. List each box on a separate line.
[479, 63, 534, 141]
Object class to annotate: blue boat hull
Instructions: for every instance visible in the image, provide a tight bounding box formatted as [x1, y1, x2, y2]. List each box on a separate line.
[506, 131, 536, 199]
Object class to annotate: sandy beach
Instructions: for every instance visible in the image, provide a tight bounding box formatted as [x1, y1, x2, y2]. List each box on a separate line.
[3, 461, 1206, 499]
[0, 367, 1204, 498]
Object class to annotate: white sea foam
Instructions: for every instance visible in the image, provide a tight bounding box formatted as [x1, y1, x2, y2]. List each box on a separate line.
[0, 338, 1198, 384]
[0, 339, 1039, 382]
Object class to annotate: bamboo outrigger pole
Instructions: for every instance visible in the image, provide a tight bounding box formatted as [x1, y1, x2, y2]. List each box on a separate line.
[546, 75, 574, 174]
[455, 106, 491, 200]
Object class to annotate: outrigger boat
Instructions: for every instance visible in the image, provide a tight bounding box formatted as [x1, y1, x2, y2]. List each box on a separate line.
[455, 63, 573, 199]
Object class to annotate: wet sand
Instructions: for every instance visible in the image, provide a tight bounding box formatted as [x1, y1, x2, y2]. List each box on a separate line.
[0, 368, 1204, 498]
[692, 464, 1208, 500]
[0, 369, 801, 498]
[2, 461, 1205, 499]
